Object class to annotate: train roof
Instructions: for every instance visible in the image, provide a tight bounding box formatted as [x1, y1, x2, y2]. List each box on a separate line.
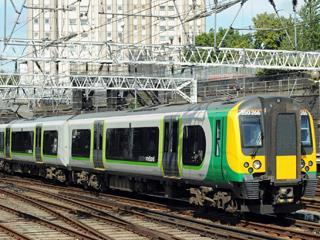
[6, 95, 299, 124]
[7, 98, 239, 124]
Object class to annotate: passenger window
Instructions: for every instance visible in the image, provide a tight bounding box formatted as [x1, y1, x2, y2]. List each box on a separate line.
[215, 121, 221, 156]
[0, 132, 4, 152]
[12, 131, 34, 154]
[43, 131, 58, 156]
[106, 127, 159, 162]
[72, 129, 91, 158]
[183, 126, 206, 166]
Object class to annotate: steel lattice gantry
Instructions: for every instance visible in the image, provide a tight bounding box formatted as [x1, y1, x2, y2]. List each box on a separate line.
[2, 40, 320, 70]
[0, 73, 197, 105]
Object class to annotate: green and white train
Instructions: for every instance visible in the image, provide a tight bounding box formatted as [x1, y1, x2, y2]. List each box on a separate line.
[0, 96, 317, 214]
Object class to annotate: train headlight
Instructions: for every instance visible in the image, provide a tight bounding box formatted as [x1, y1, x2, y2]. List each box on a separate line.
[244, 162, 249, 168]
[305, 166, 310, 172]
[308, 161, 313, 167]
[301, 159, 305, 168]
[253, 160, 262, 170]
[248, 167, 253, 174]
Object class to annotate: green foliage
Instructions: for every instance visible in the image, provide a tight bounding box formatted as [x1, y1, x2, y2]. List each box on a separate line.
[252, 13, 295, 50]
[299, 0, 320, 50]
[195, 28, 252, 48]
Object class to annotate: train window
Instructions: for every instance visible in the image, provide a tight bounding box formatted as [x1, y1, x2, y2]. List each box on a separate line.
[183, 126, 206, 166]
[12, 131, 34, 154]
[106, 127, 159, 162]
[277, 114, 297, 156]
[43, 131, 58, 156]
[240, 116, 262, 148]
[301, 115, 312, 147]
[0, 132, 4, 152]
[215, 120, 221, 156]
[72, 129, 91, 158]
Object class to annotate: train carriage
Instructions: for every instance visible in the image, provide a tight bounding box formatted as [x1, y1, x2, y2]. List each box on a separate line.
[0, 96, 317, 214]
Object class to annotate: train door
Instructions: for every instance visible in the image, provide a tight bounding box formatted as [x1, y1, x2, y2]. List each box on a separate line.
[263, 98, 300, 182]
[93, 121, 104, 169]
[5, 127, 10, 159]
[162, 116, 180, 178]
[35, 125, 42, 162]
[213, 118, 224, 181]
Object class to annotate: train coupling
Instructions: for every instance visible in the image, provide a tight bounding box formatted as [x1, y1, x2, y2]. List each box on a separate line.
[274, 187, 294, 204]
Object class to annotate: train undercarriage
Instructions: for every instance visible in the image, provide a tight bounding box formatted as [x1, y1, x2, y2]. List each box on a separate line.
[0, 159, 317, 215]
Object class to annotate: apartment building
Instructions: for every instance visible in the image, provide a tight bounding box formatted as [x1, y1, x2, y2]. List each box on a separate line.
[26, 0, 206, 75]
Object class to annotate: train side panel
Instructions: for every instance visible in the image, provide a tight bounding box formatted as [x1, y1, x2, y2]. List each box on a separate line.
[103, 113, 162, 177]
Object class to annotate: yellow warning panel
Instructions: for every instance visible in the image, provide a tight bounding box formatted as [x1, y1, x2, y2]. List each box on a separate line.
[276, 156, 297, 180]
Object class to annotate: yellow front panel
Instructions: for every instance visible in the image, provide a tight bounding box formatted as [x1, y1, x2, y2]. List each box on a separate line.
[276, 156, 297, 180]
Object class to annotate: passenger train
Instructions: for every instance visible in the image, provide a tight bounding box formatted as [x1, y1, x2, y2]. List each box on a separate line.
[0, 96, 317, 214]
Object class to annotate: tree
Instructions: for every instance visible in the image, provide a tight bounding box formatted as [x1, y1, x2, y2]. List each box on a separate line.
[299, 0, 320, 50]
[195, 28, 252, 48]
[252, 13, 295, 50]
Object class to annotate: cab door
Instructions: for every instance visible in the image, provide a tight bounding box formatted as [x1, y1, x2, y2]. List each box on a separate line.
[263, 98, 300, 183]
[162, 116, 180, 178]
[212, 117, 225, 182]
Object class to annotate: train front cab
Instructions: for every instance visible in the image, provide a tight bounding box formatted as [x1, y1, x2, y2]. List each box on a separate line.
[228, 97, 317, 214]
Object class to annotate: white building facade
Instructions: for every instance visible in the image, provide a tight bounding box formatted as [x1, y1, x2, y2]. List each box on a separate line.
[26, 0, 206, 76]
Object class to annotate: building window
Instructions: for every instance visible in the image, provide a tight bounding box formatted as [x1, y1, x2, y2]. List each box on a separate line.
[12, 131, 34, 154]
[43, 131, 58, 156]
[160, 6, 166, 11]
[33, 32, 39, 39]
[72, 129, 91, 158]
[118, 32, 123, 41]
[106, 127, 159, 163]
[81, 32, 88, 38]
[0, 132, 4, 152]
[34, 18, 39, 24]
[80, 19, 88, 25]
[160, 26, 166, 31]
[183, 126, 206, 166]
[69, 5, 76, 11]
[70, 19, 77, 25]
[168, 6, 175, 11]
[45, 18, 50, 24]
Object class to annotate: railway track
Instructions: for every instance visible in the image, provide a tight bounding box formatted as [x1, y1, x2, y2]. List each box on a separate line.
[0, 179, 272, 240]
[0, 176, 319, 239]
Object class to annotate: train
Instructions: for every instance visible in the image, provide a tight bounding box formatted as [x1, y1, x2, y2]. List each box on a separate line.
[0, 96, 317, 214]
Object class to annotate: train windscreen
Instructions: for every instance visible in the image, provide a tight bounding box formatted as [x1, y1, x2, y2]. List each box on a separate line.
[240, 116, 263, 148]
